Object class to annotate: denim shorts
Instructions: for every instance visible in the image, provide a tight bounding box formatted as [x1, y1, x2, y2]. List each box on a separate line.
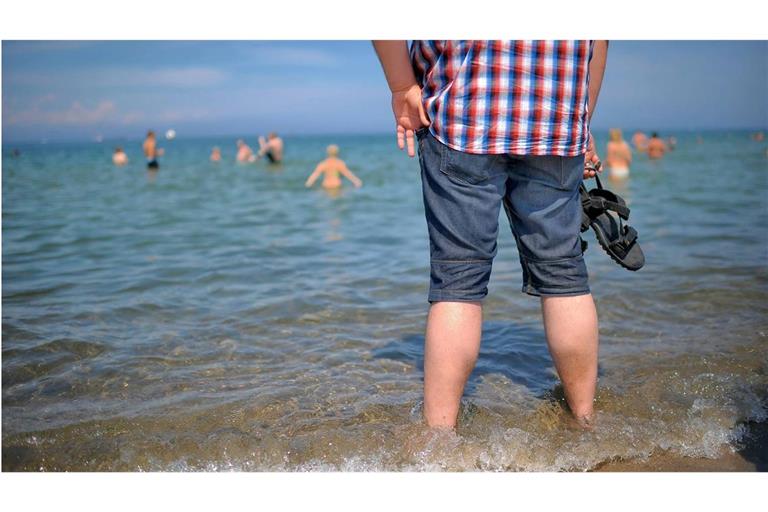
[416, 128, 590, 302]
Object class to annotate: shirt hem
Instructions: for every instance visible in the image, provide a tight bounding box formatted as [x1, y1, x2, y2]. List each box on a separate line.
[428, 128, 588, 157]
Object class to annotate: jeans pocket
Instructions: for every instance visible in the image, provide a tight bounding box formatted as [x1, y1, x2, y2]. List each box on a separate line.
[560, 155, 584, 190]
[522, 155, 572, 190]
[439, 144, 496, 185]
[418, 128, 439, 174]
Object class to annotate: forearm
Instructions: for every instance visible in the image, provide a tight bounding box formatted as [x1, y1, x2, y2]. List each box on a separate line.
[372, 40, 418, 92]
[341, 168, 361, 184]
[587, 40, 608, 121]
[305, 168, 322, 186]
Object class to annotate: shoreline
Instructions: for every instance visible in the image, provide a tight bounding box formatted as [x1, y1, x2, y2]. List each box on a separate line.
[595, 421, 767, 472]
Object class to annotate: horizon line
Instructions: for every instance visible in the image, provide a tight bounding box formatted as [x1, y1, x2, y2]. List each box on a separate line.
[3, 126, 767, 147]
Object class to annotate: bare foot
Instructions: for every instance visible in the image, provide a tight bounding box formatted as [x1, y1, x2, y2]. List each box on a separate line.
[569, 411, 597, 431]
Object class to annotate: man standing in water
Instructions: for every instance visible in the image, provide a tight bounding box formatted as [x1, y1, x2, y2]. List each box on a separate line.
[631, 131, 648, 153]
[143, 130, 162, 169]
[374, 40, 608, 429]
[257, 132, 284, 164]
[646, 132, 668, 160]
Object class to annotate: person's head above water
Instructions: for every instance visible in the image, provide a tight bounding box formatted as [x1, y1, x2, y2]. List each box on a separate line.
[268, 132, 278, 140]
[114, 147, 123, 153]
[146, 130, 155, 139]
[326, 144, 340, 157]
[609, 128, 623, 142]
[651, 132, 659, 138]
[237, 139, 245, 147]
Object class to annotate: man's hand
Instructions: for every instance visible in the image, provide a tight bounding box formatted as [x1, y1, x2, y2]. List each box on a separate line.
[392, 83, 430, 157]
[583, 131, 601, 179]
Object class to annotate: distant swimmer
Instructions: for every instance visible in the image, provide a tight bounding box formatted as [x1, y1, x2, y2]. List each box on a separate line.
[605, 128, 632, 180]
[113, 147, 128, 166]
[210, 146, 222, 162]
[631, 131, 648, 152]
[305, 145, 362, 190]
[143, 130, 163, 169]
[753, 131, 765, 142]
[667, 136, 677, 150]
[647, 132, 668, 160]
[236, 139, 255, 163]
[257, 132, 284, 164]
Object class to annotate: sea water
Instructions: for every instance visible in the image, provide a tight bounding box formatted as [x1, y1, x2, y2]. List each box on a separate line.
[2, 131, 767, 470]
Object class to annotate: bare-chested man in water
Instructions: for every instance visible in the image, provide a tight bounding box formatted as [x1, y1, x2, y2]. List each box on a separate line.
[143, 130, 163, 169]
[305, 145, 362, 190]
[258, 132, 284, 164]
[647, 132, 668, 160]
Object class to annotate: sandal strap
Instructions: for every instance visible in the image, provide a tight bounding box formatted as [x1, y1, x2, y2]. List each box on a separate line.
[582, 178, 631, 220]
[609, 225, 638, 257]
[587, 194, 630, 220]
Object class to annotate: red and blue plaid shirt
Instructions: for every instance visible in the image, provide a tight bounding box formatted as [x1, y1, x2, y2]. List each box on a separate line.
[411, 40, 594, 156]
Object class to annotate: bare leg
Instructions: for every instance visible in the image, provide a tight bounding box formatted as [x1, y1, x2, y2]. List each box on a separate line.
[541, 294, 599, 424]
[423, 301, 482, 428]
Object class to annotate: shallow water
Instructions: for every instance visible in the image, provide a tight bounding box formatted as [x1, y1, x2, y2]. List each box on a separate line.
[2, 131, 767, 471]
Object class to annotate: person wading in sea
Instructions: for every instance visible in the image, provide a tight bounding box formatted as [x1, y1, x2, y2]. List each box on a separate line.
[257, 132, 284, 164]
[606, 128, 632, 180]
[143, 130, 163, 169]
[374, 40, 608, 429]
[647, 132, 668, 160]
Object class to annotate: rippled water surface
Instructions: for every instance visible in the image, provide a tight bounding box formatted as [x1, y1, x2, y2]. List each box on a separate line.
[3, 131, 767, 471]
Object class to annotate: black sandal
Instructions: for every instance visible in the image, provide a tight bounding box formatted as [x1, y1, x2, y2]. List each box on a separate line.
[580, 173, 645, 271]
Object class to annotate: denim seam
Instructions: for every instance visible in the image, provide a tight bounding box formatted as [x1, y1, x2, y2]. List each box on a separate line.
[518, 253, 583, 265]
[522, 285, 590, 297]
[559, 157, 566, 187]
[526, 282, 589, 290]
[436, 137, 494, 185]
[429, 291, 488, 300]
[431, 289, 488, 294]
[431, 259, 493, 264]
[438, 135, 448, 174]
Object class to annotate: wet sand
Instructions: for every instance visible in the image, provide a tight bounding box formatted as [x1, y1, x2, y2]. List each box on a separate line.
[596, 421, 768, 472]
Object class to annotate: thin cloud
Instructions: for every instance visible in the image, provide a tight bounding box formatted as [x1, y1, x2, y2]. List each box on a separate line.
[125, 67, 229, 87]
[156, 108, 210, 122]
[5, 98, 213, 128]
[5, 100, 116, 125]
[6, 67, 229, 89]
[121, 111, 145, 125]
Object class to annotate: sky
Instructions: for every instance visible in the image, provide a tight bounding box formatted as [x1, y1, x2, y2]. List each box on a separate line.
[2, 40, 767, 143]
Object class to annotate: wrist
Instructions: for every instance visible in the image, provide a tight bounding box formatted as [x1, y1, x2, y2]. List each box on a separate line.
[390, 80, 419, 94]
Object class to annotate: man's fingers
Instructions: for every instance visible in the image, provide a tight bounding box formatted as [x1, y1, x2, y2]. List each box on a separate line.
[397, 125, 405, 150]
[405, 129, 415, 157]
[419, 107, 430, 128]
[583, 159, 601, 179]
